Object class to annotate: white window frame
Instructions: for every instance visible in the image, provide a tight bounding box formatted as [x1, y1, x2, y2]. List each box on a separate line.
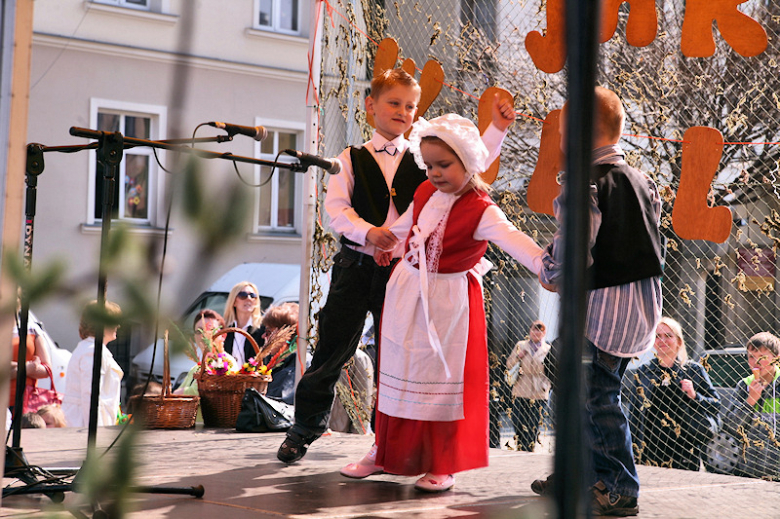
[253, 0, 301, 36]
[92, 0, 151, 10]
[87, 99, 167, 227]
[254, 118, 305, 235]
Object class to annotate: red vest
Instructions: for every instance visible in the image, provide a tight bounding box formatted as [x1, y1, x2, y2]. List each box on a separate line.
[407, 181, 494, 273]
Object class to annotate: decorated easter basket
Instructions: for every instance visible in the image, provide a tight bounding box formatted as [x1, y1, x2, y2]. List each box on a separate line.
[198, 327, 272, 428]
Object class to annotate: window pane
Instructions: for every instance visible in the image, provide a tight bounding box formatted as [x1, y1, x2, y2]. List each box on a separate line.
[97, 113, 120, 132]
[276, 171, 295, 228]
[125, 0, 148, 5]
[258, 166, 272, 226]
[125, 116, 150, 139]
[279, 0, 298, 31]
[278, 131, 297, 152]
[124, 154, 149, 219]
[258, 0, 272, 26]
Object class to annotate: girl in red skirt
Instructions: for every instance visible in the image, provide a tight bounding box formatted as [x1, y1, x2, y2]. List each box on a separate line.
[340, 112, 543, 492]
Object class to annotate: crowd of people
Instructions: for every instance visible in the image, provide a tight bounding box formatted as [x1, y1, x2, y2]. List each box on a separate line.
[7, 68, 779, 517]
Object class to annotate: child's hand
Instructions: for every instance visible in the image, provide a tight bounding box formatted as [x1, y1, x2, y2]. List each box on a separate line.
[374, 249, 393, 267]
[747, 377, 766, 407]
[680, 379, 696, 399]
[366, 227, 398, 252]
[492, 95, 517, 132]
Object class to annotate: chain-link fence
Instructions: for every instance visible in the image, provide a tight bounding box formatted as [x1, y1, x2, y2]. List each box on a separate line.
[312, 0, 780, 480]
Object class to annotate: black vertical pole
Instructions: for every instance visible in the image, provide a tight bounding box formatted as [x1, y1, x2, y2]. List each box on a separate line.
[87, 131, 123, 451]
[554, 1, 601, 518]
[10, 144, 45, 449]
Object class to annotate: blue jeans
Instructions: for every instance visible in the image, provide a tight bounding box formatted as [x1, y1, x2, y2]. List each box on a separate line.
[584, 339, 640, 498]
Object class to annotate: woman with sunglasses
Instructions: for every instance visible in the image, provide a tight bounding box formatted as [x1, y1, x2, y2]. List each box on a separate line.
[222, 281, 265, 367]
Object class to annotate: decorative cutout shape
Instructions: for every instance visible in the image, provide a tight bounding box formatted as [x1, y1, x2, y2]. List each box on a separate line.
[681, 0, 768, 57]
[600, 0, 657, 46]
[525, 0, 566, 74]
[527, 110, 563, 216]
[672, 126, 732, 243]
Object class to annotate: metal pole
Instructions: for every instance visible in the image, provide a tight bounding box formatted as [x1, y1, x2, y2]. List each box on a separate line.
[554, 1, 601, 518]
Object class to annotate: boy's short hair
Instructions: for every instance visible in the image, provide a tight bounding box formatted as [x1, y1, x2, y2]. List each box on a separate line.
[370, 68, 420, 101]
[746, 332, 780, 356]
[262, 303, 299, 329]
[594, 86, 625, 143]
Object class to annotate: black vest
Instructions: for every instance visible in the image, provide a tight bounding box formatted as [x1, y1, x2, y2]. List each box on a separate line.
[587, 163, 664, 289]
[342, 146, 427, 246]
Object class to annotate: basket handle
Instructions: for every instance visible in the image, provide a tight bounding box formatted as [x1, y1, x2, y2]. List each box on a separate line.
[198, 327, 261, 380]
[162, 330, 171, 399]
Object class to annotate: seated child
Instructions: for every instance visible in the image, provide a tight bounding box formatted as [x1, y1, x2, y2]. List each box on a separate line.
[723, 332, 780, 479]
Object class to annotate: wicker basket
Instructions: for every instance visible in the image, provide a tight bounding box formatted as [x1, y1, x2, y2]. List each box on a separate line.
[198, 327, 272, 428]
[131, 331, 199, 429]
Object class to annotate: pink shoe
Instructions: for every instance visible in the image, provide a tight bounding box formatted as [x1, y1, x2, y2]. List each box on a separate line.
[414, 473, 455, 492]
[339, 444, 384, 479]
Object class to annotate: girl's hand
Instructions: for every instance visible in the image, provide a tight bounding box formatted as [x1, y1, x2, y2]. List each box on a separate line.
[374, 249, 392, 267]
[680, 378, 696, 399]
[492, 95, 517, 132]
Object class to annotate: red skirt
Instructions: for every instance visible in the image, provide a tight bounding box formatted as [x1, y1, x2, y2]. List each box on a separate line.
[375, 272, 489, 476]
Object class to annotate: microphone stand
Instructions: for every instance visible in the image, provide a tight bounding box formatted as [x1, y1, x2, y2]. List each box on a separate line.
[4, 129, 307, 510]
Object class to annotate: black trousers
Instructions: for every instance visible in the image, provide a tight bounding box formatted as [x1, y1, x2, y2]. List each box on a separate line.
[511, 396, 544, 452]
[290, 247, 393, 437]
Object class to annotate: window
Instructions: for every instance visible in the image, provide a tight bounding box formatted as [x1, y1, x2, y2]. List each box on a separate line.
[89, 100, 166, 226]
[94, 0, 150, 9]
[255, 125, 303, 233]
[255, 0, 299, 34]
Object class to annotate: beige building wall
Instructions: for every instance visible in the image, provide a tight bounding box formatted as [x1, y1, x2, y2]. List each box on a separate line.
[26, 0, 312, 352]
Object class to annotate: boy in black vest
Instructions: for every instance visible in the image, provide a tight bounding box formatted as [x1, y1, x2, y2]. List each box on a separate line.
[278, 67, 517, 463]
[532, 87, 663, 516]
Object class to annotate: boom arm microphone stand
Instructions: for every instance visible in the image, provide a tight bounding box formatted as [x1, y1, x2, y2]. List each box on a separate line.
[4, 128, 308, 509]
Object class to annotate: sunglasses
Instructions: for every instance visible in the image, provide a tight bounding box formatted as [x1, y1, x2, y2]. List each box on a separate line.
[236, 291, 258, 301]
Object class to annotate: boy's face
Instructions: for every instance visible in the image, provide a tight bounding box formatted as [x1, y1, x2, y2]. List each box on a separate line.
[366, 84, 419, 141]
[747, 345, 777, 378]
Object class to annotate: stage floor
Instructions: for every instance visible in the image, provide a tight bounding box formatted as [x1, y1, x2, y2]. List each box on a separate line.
[2, 426, 779, 518]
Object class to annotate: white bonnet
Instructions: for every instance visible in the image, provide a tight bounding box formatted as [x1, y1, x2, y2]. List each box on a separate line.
[408, 114, 489, 179]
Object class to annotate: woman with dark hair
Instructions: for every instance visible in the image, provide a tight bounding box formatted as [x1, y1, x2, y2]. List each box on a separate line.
[174, 309, 225, 397]
[62, 300, 123, 427]
[222, 281, 265, 366]
[623, 317, 720, 471]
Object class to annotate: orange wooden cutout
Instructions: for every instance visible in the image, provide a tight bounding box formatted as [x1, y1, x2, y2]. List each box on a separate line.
[366, 38, 400, 129]
[600, 0, 657, 46]
[408, 59, 444, 138]
[672, 126, 732, 244]
[681, 0, 768, 58]
[525, 0, 566, 74]
[526, 110, 563, 216]
[477, 87, 513, 185]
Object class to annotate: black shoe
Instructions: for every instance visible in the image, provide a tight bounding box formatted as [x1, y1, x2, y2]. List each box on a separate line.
[530, 474, 553, 496]
[591, 481, 638, 517]
[277, 430, 317, 464]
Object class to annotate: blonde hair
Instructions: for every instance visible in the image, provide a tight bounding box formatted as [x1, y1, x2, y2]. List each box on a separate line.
[369, 68, 420, 102]
[658, 316, 688, 363]
[223, 281, 263, 326]
[37, 405, 67, 428]
[79, 300, 122, 340]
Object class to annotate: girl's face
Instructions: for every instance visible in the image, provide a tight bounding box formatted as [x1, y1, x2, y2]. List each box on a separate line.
[420, 140, 469, 195]
[654, 323, 680, 358]
[194, 317, 223, 350]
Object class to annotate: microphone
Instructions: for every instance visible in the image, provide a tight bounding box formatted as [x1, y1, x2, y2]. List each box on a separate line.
[283, 149, 341, 175]
[207, 121, 268, 141]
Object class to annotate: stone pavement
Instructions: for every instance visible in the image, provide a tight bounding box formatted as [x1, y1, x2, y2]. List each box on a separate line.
[2, 426, 779, 518]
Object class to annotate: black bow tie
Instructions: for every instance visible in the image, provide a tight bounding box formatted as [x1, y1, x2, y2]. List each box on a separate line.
[377, 142, 398, 156]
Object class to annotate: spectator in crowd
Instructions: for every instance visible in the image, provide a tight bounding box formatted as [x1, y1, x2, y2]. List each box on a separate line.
[21, 412, 46, 429]
[506, 320, 552, 452]
[62, 300, 123, 428]
[261, 303, 308, 406]
[623, 317, 720, 471]
[9, 314, 53, 413]
[222, 281, 265, 366]
[175, 309, 226, 396]
[37, 404, 67, 428]
[722, 331, 780, 479]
